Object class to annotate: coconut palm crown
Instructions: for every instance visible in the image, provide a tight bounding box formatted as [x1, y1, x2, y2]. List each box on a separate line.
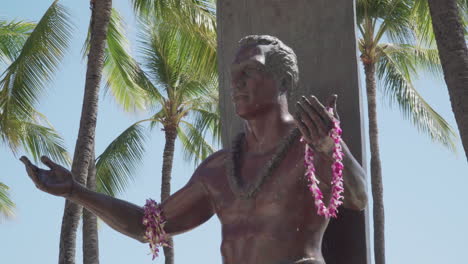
[0, 0, 72, 220]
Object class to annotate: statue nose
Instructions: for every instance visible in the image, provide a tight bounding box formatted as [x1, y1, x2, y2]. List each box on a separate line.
[233, 80, 246, 91]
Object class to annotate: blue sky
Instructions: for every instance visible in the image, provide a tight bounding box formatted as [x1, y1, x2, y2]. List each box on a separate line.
[1, 1, 467, 264]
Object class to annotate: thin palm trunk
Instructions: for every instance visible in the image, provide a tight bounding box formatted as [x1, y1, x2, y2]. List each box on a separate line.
[58, 1, 112, 263]
[428, 0, 468, 163]
[161, 126, 177, 264]
[364, 62, 385, 264]
[83, 149, 99, 264]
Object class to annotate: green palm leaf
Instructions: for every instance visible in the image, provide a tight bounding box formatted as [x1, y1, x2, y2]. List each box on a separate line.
[83, 8, 163, 111]
[0, 112, 70, 165]
[96, 3, 220, 175]
[0, 0, 72, 166]
[191, 107, 221, 144]
[0, 20, 35, 65]
[377, 43, 442, 76]
[177, 88, 220, 165]
[0, 0, 73, 118]
[376, 43, 457, 150]
[139, 21, 216, 104]
[20, 119, 70, 165]
[178, 121, 215, 165]
[132, 0, 216, 38]
[139, 23, 181, 97]
[95, 123, 147, 197]
[102, 9, 148, 111]
[0, 182, 15, 222]
[138, 15, 216, 85]
[373, 0, 414, 44]
[412, 0, 468, 46]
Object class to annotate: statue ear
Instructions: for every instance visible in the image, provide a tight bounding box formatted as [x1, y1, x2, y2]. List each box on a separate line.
[279, 73, 292, 94]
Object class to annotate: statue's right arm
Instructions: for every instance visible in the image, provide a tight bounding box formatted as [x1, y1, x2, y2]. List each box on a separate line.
[20, 155, 215, 243]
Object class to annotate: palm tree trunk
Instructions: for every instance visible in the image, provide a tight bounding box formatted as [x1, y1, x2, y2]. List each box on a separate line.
[83, 149, 99, 264]
[364, 62, 385, 264]
[58, 1, 112, 263]
[428, 0, 468, 163]
[161, 126, 177, 264]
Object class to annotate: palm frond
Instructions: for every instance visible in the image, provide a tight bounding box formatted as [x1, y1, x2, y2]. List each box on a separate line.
[95, 123, 147, 197]
[411, 0, 436, 46]
[373, 0, 414, 44]
[139, 21, 216, 105]
[147, 110, 164, 131]
[413, 0, 468, 46]
[176, 87, 220, 166]
[376, 45, 457, 150]
[0, 111, 70, 166]
[190, 107, 221, 144]
[0, 182, 15, 222]
[132, 0, 216, 39]
[0, 20, 35, 65]
[376, 43, 442, 76]
[0, 0, 73, 118]
[176, 71, 217, 103]
[84, 8, 163, 111]
[178, 121, 215, 166]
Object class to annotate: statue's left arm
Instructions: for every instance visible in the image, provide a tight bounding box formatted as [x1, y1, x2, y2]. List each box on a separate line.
[295, 94, 368, 211]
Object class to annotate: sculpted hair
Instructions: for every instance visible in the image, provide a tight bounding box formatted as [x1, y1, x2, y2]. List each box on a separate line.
[238, 35, 299, 95]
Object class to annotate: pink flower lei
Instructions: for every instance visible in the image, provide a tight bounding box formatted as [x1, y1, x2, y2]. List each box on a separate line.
[303, 107, 344, 218]
[143, 199, 171, 260]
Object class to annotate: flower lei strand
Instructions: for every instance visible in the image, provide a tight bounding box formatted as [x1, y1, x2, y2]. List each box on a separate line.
[303, 107, 344, 218]
[143, 199, 171, 260]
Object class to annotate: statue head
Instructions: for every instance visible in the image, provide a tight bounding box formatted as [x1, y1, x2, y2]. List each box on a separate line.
[230, 35, 299, 119]
[238, 35, 298, 94]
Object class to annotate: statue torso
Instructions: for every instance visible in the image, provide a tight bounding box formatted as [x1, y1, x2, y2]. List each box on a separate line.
[198, 137, 330, 264]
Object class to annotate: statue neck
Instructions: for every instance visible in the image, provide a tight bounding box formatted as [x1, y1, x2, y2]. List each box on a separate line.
[243, 101, 295, 154]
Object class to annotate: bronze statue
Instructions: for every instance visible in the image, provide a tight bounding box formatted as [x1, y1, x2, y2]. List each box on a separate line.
[21, 35, 367, 264]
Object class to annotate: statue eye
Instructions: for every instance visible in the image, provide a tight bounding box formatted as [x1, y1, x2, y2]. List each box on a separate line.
[244, 67, 256, 76]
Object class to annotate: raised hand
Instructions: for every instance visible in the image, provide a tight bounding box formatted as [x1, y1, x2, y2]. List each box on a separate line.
[294, 94, 340, 155]
[20, 156, 74, 197]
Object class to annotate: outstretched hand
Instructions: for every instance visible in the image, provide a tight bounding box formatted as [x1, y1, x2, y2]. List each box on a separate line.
[20, 156, 74, 197]
[294, 94, 340, 155]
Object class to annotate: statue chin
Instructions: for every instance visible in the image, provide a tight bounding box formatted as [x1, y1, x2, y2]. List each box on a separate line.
[234, 105, 257, 120]
[234, 108, 250, 120]
[234, 102, 275, 120]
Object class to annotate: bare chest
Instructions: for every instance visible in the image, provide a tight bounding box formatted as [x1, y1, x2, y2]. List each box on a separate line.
[206, 142, 312, 224]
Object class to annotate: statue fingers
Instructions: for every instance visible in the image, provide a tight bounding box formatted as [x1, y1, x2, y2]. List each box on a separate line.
[20, 156, 45, 189]
[41, 156, 57, 170]
[295, 107, 323, 144]
[326, 94, 340, 120]
[294, 111, 311, 141]
[297, 102, 319, 132]
[308, 95, 334, 123]
[299, 98, 328, 137]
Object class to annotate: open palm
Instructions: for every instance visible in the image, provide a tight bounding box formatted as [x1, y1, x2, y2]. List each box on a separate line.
[20, 156, 73, 197]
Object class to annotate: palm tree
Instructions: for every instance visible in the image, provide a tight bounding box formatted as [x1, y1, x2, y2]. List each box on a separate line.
[58, 0, 112, 263]
[425, 0, 468, 162]
[85, 2, 217, 262]
[356, 0, 458, 263]
[93, 13, 218, 262]
[0, 0, 72, 220]
[142, 24, 218, 264]
[76, 1, 216, 262]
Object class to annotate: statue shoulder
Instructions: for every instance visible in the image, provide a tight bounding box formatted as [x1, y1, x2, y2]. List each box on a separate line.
[189, 149, 229, 184]
[198, 149, 230, 170]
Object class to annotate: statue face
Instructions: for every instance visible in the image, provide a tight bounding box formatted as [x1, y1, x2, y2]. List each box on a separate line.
[230, 44, 280, 120]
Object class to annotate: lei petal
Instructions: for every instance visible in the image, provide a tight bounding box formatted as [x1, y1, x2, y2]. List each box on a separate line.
[143, 199, 170, 260]
[303, 107, 345, 218]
